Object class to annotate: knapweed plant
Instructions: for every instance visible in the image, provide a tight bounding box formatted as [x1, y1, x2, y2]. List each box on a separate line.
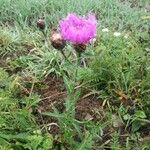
[1, 0, 150, 149]
[50, 14, 97, 65]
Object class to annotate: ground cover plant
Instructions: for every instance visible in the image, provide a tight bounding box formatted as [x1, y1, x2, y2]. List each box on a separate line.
[0, 0, 150, 149]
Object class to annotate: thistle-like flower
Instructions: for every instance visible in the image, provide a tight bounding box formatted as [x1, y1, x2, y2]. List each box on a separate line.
[59, 14, 97, 45]
[50, 30, 66, 50]
[37, 19, 45, 30]
[73, 44, 86, 53]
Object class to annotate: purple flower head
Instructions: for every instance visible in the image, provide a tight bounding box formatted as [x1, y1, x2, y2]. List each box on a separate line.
[59, 14, 97, 44]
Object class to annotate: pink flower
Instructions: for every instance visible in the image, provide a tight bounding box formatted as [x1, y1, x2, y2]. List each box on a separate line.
[59, 14, 97, 44]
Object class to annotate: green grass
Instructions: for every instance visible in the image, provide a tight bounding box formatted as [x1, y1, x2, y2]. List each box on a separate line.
[0, 0, 150, 149]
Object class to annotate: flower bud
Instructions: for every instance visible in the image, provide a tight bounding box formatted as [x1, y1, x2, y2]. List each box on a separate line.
[37, 19, 45, 30]
[50, 32, 66, 50]
[73, 44, 86, 53]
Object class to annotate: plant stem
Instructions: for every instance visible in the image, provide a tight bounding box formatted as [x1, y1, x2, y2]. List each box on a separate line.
[41, 29, 46, 37]
[77, 52, 81, 66]
[60, 49, 71, 63]
[60, 49, 67, 60]
[74, 52, 82, 84]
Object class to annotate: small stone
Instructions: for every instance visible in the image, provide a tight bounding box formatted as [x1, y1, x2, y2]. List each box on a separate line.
[112, 114, 124, 128]
[85, 113, 93, 121]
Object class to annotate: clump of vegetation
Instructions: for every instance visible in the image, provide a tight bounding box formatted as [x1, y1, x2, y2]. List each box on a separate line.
[0, 0, 150, 149]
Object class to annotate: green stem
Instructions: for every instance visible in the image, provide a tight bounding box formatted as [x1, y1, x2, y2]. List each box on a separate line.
[74, 52, 82, 83]
[41, 30, 47, 39]
[60, 49, 67, 60]
[77, 52, 81, 66]
[60, 49, 71, 64]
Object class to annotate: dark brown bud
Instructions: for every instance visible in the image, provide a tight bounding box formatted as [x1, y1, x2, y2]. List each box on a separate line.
[37, 19, 45, 30]
[50, 32, 66, 50]
[73, 44, 86, 53]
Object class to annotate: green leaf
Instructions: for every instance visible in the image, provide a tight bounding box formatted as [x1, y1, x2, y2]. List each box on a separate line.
[0, 137, 10, 149]
[27, 135, 43, 150]
[134, 111, 146, 119]
[63, 76, 74, 94]
[123, 114, 131, 120]
[131, 120, 142, 132]
[42, 112, 64, 119]
[42, 134, 53, 150]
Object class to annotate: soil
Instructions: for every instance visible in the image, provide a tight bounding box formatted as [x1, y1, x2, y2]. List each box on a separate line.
[0, 58, 8, 69]
[76, 96, 105, 121]
[31, 75, 132, 148]
[34, 75, 149, 148]
[37, 76, 66, 113]
[32, 75, 105, 135]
